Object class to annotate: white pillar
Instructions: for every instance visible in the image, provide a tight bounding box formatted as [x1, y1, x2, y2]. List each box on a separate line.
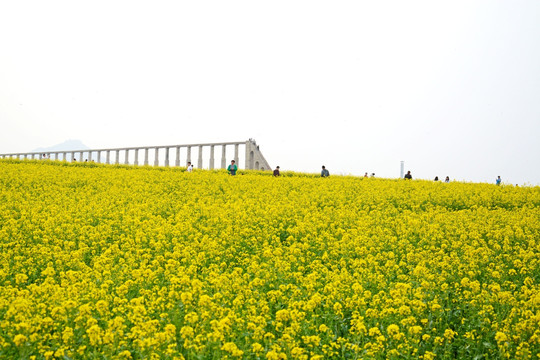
[134, 149, 139, 165]
[88, 151, 92, 162]
[106, 151, 110, 164]
[245, 141, 251, 170]
[115, 150, 120, 164]
[144, 148, 149, 166]
[234, 144, 239, 167]
[221, 145, 227, 169]
[154, 148, 159, 166]
[175, 147, 180, 167]
[187, 146, 192, 166]
[124, 149, 129, 165]
[198, 146, 203, 169]
[80, 151, 84, 162]
[71, 152, 75, 161]
[97, 151, 101, 163]
[165, 147, 170, 167]
[209, 145, 215, 169]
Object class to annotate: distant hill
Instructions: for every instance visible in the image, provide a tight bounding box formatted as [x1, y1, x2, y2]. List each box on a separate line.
[32, 139, 90, 153]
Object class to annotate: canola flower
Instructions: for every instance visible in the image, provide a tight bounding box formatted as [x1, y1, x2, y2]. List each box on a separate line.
[0, 159, 539, 359]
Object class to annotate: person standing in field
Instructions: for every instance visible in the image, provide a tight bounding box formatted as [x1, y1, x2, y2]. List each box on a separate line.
[227, 160, 238, 175]
[404, 171, 412, 180]
[445, 176, 450, 183]
[321, 166, 330, 177]
[187, 162, 193, 172]
[273, 166, 280, 176]
[496, 176, 502, 185]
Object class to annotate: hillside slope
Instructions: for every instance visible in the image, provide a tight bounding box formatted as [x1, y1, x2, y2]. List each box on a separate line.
[1, 160, 539, 359]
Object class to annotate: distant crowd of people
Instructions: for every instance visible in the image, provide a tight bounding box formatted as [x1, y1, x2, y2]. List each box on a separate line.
[317, 167, 502, 185]
[404, 171, 503, 185]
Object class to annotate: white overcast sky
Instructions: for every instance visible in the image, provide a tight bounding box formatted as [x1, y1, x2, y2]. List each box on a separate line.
[1, 1, 539, 185]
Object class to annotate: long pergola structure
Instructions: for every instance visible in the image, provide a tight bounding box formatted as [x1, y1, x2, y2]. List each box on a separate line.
[0, 139, 271, 170]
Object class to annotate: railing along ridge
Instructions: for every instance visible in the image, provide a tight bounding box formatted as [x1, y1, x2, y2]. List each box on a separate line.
[0, 139, 271, 171]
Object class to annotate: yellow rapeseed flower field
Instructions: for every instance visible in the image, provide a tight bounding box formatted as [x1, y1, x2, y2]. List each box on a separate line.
[1, 159, 539, 359]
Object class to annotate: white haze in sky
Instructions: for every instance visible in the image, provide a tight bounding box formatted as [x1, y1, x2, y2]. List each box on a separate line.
[1, 1, 539, 185]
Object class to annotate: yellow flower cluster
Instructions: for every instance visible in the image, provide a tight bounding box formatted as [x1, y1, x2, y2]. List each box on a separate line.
[1, 159, 539, 359]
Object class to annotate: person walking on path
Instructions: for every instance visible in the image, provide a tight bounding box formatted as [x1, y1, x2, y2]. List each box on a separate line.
[404, 171, 412, 180]
[273, 166, 280, 176]
[227, 160, 238, 175]
[321, 166, 330, 177]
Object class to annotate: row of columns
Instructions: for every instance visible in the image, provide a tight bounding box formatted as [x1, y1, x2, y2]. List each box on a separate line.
[0, 143, 244, 169]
